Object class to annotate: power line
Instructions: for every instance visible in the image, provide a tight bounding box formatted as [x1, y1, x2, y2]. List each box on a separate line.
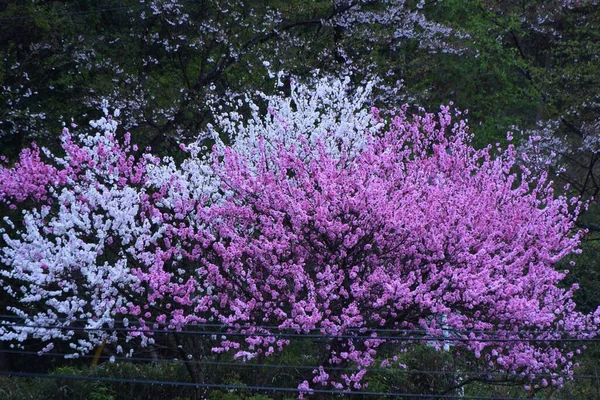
[1, 315, 595, 336]
[0, 370, 570, 399]
[1, 321, 597, 343]
[1, 348, 598, 381]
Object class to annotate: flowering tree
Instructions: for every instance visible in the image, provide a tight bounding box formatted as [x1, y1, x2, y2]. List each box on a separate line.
[1, 78, 598, 396]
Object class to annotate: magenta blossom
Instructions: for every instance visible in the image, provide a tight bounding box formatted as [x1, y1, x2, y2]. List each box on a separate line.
[1, 83, 598, 394]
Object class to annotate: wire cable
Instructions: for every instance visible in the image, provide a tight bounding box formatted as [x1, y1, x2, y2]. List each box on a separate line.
[0, 321, 596, 343]
[0, 370, 569, 399]
[2, 348, 598, 381]
[1, 315, 594, 337]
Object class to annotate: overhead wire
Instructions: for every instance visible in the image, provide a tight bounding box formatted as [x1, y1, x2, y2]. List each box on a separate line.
[0, 321, 597, 343]
[1, 315, 595, 336]
[1, 318, 596, 398]
[1, 348, 599, 381]
[0, 370, 579, 400]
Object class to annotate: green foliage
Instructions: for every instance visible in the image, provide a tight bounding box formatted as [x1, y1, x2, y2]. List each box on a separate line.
[560, 236, 600, 314]
[3, 344, 600, 399]
[0, 363, 191, 400]
[0, 366, 115, 400]
[405, 0, 543, 147]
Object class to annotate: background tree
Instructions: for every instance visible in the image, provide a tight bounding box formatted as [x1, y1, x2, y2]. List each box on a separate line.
[0, 0, 453, 156]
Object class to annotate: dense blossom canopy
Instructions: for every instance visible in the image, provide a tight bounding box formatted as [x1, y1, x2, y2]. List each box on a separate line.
[1, 79, 598, 394]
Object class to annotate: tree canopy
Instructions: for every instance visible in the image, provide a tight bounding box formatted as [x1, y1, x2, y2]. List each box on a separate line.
[1, 1, 600, 398]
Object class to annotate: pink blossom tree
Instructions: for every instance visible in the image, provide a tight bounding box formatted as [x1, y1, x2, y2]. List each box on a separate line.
[1, 79, 598, 395]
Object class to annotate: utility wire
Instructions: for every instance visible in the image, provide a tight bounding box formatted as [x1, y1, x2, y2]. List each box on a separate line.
[0, 321, 596, 342]
[0, 370, 572, 400]
[1, 315, 595, 336]
[1, 348, 597, 380]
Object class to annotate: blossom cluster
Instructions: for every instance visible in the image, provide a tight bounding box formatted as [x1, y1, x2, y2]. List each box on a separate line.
[1, 78, 598, 394]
